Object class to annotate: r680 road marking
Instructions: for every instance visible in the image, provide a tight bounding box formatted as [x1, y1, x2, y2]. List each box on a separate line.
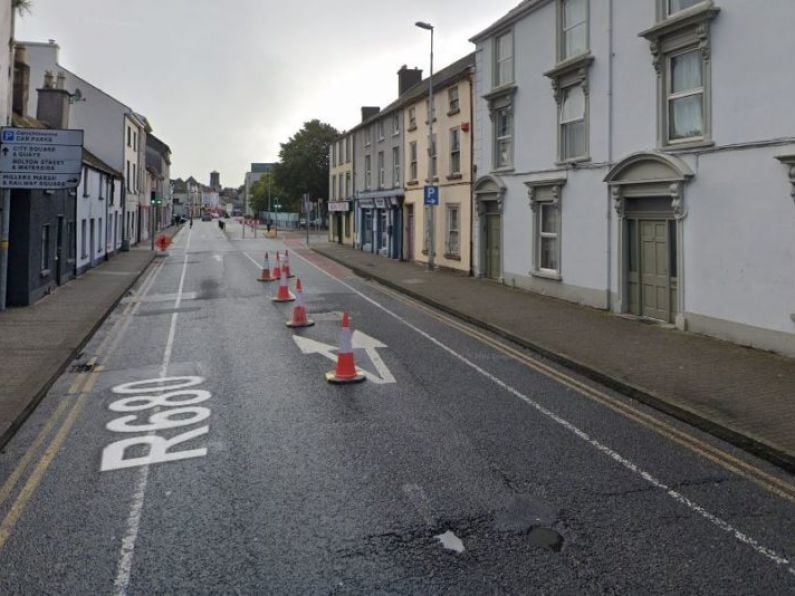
[100, 376, 212, 472]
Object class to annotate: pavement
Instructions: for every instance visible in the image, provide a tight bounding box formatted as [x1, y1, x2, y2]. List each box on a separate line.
[311, 241, 795, 474]
[0, 227, 181, 450]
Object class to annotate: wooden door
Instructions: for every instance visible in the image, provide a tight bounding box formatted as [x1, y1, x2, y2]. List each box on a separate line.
[484, 212, 501, 280]
[406, 205, 414, 261]
[640, 220, 670, 321]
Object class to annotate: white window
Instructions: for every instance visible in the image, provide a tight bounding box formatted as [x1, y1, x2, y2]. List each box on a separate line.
[331, 174, 336, 200]
[365, 155, 371, 189]
[667, 0, 701, 15]
[538, 203, 559, 272]
[377, 151, 385, 188]
[408, 106, 417, 130]
[561, 0, 588, 61]
[377, 121, 384, 141]
[392, 114, 400, 135]
[667, 49, 704, 141]
[494, 107, 512, 169]
[126, 161, 131, 192]
[409, 141, 418, 181]
[446, 205, 460, 257]
[126, 126, 131, 147]
[345, 171, 351, 197]
[332, 144, 336, 167]
[364, 128, 371, 147]
[494, 31, 513, 87]
[98, 217, 103, 253]
[133, 131, 138, 152]
[429, 134, 437, 179]
[560, 84, 587, 160]
[392, 146, 400, 186]
[338, 174, 343, 200]
[82, 167, 89, 197]
[448, 86, 460, 113]
[449, 127, 461, 175]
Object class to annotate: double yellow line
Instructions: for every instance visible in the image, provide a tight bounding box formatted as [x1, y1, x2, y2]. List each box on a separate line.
[0, 361, 102, 550]
[0, 255, 168, 551]
[376, 284, 795, 505]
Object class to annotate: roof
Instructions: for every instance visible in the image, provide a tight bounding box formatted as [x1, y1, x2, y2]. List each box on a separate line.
[83, 148, 122, 177]
[469, 0, 547, 43]
[147, 133, 171, 158]
[347, 52, 476, 136]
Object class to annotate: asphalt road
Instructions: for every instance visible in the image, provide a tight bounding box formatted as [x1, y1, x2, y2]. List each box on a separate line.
[1, 219, 794, 594]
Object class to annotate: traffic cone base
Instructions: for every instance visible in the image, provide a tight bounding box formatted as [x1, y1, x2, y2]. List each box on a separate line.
[325, 369, 366, 384]
[257, 268, 273, 282]
[285, 306, 314, 328]
[271, 291, 295, 303]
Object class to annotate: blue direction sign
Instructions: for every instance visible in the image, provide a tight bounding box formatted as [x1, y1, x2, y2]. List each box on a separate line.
[0, 127, 84, 190]
[423, 185, 439, 206]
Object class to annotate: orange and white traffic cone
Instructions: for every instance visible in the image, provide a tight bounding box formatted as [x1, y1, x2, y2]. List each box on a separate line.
[271, 265, 295, 302]
[285, 279, 314, 328]
[283, 249, 295, 278]
[325, 312, 365, 384]
[257, 252, 273, 282]
[271, 250, 282, 280]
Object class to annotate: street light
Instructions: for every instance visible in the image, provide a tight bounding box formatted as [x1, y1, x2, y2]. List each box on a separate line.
[415, 20, 435, 270]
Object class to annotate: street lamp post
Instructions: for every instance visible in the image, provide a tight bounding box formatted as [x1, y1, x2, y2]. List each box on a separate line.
[415, 20, 434, 270]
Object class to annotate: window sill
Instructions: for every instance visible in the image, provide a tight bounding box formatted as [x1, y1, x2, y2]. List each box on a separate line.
[408, 125, 417, 132]
[406, 180, 419, 187]
[483, 83, 517, 102]
[421, 249, 428, 255]
[443, 253, 461, 261]
[447, 108, 460, 117]
[544, 52, 594, 81]
[531, 269, 562, 281]
[446, 173, 463, 181]
[493, 166, 514, 174]
[661, 139, 714, 152]
[556, 156, 591, 167]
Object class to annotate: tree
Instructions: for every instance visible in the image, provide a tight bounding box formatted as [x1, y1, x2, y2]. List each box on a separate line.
[249, 172, 284, 216]
[13, 0, 32, 15]
[273, 120, 338, 211]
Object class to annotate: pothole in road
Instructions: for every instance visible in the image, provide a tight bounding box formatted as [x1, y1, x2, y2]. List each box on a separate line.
[526, 527, 564, 552]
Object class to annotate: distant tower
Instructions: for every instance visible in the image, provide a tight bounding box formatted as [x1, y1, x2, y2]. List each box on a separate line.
[210, 171, 220, 191]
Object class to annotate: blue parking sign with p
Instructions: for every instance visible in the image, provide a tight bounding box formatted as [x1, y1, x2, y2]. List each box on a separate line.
[423, 185, 439, 206]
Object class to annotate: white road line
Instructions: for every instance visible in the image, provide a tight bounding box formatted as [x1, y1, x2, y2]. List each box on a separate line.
[113, 228, 193, 596]
[285, 248, 795, 577]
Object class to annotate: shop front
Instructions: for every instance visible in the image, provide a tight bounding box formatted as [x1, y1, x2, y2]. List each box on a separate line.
[356, 192, 403, 259]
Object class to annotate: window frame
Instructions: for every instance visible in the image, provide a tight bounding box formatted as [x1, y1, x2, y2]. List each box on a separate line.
[493, 29, 514, 88]
[392, 114, 400, 136]
[409, 141, 418, 182]
[408, 106, 417, 130]
[428, 133, 437, 180]
[557, 0, 589, 63]
[377, 120, 385, 142]
[449, 127, 461, 176]
[392, 146, 400, 186]
[641, 0, 718, 149]
[445, 203, 460, 258]
[558, 82, 589, 162]
[526, 180, 565, 280]
[448, 86, 460, 114]
[664, 46, 706, 144]
[377, 151, 385, 188]
[364, 155, 372, 189]
[493, 105, 513, 170]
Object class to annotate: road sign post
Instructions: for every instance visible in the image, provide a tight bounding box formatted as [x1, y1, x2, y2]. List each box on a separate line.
[423, 185, 439, 270]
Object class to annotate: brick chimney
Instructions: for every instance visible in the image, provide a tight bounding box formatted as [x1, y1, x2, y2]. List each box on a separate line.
[398, 65, 423, 96]
[36, 71, 71, 129]
[12, 45, 30, 116]
[361, 106, 380, 122]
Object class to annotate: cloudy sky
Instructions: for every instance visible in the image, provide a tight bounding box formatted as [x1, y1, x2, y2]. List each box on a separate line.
[16, 0, 518, 189]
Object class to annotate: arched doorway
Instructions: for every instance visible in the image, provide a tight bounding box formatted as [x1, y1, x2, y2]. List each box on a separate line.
[474, 175, 506, 281]
[605, 152, 693, 326]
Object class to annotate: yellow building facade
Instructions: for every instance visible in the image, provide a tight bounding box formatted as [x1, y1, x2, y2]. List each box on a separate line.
[328, 131, 355, 246]
[403, 54, 474, 273]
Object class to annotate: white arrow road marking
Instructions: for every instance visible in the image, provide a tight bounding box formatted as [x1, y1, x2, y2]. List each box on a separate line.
[292, 331, 395, 385]
[352, 330, 395, 384]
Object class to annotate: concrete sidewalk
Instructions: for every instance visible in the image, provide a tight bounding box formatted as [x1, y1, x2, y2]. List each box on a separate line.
[312, 242, 795, 474]
[0, 228, 180, 449]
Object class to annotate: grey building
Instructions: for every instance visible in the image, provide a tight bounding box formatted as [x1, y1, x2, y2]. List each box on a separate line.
[351, 66, 422, 258]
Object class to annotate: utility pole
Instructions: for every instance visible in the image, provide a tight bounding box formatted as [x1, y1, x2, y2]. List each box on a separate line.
[416, 21, 435, 270]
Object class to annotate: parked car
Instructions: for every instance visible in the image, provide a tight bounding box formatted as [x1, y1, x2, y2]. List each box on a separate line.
[201, 212, 212, 221]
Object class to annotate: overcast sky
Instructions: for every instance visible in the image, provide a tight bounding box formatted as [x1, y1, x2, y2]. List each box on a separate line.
[16, 0, 518, 189]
